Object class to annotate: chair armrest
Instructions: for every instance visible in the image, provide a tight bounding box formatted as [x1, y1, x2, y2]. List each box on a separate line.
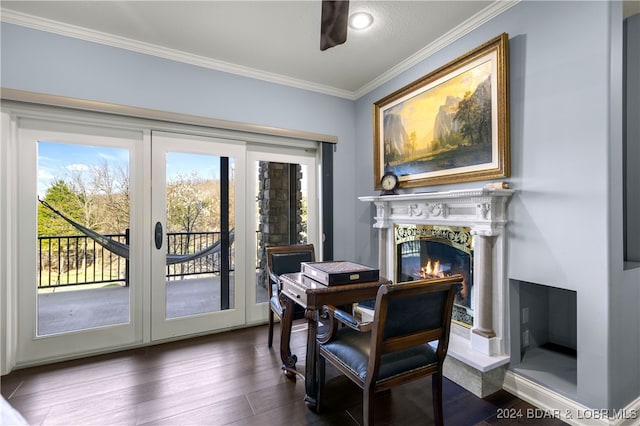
[318, 304, 373, 344]
[269, 272, 279, 284]
[332, 306, 360, 330]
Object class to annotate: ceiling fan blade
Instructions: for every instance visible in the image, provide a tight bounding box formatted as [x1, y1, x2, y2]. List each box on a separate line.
[320, 0, 349, 51]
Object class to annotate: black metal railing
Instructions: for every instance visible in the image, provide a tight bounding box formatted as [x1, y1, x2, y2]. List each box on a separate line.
[165, 231, 234, 280]
[38, 232, 129, 289]
[37, 231, 233, 289]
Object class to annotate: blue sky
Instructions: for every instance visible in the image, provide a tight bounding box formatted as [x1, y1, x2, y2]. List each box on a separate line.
[166, 152, 222, 183]
[38, 142, 129, 198]
[38, 141, 223, 197]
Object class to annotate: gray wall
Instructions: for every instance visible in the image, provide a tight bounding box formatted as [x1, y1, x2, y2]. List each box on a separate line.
[625, 14, 640, 262]
[547, 287, 577, 350]
[610, 7, 640, 410]
[518, 281, 550, 350]
[517, 282, 578, 352]
[353, 0, 638, 411]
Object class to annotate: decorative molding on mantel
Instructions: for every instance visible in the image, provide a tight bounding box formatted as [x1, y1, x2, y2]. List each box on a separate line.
[359, 188, 514, 235]
[360, 186, 515, 389]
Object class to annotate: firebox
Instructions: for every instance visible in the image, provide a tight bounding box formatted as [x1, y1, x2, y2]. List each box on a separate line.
[395, 224, 473, 327]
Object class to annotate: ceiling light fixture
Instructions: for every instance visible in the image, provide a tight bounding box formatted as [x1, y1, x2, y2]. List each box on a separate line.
[348, 11, 373, 30]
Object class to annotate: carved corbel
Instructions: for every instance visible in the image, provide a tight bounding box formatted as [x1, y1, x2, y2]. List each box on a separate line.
[476, 202, 491, 219]
[373, 202, 391, 229]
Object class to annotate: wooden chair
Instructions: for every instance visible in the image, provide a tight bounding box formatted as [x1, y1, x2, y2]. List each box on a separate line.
[265, 244, 315, 348]
[316, 275, 461, 426]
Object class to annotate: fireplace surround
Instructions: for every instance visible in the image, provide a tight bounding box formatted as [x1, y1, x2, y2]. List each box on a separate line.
[395, 224, 474, 327]
[360, 187, 514, 396]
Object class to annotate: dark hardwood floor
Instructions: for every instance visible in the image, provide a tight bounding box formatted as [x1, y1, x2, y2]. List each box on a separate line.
[1, 322, 566, 425]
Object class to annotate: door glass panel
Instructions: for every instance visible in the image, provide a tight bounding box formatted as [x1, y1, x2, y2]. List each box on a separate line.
[37, 141, 130, 335]
[164, 153, 234, 318]
[255, 161, 309, 304]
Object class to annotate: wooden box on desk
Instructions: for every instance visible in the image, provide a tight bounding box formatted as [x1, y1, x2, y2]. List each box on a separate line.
[301, 261, 379, 286]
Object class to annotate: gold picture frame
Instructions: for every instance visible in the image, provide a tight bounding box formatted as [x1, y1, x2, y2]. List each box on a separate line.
[374, 33, 510, 189]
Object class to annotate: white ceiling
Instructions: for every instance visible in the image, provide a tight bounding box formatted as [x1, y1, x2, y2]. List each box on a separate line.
[2, 1, 527, 99]
[2, 1, 639, 99]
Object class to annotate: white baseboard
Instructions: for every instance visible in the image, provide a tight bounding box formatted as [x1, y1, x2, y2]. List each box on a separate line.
[503, 371, 640, 426]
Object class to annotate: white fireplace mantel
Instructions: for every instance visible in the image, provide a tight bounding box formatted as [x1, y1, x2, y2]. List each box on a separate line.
[359, 187, 514, 236]
[359, 188, 514, 395]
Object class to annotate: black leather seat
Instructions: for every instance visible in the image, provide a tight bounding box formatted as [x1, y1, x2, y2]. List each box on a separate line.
[316, 276, 461, 426]
[265, 244, 315, 348]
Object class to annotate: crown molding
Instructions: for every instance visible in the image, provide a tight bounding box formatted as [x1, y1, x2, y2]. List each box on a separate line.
[0, 9, 355, 100]
[353, 0, 520, 99]
[1, 2, 519, 101]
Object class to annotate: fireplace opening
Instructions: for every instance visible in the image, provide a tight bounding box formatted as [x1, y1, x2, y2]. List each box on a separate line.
[395, 224, 473, 327]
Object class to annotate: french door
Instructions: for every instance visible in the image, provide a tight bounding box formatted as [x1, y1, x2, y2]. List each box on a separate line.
[14, 114, 318, 366]
[17, 120, 146, 363]
[150, 132, 246, 340]
[16, 124, 249, 363]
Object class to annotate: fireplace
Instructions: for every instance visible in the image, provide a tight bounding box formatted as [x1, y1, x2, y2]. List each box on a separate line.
[360, 187, 514, 397]
[395, 224, 473, 327]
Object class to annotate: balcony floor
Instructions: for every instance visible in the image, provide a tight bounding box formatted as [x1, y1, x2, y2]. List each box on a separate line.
[37, 276, 267, 336]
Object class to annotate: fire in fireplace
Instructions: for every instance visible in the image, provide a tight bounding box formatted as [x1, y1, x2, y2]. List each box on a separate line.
[395, 224, 473, 327]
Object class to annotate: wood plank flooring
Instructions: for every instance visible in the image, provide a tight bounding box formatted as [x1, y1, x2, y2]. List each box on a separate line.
[1, 322, 566, 425]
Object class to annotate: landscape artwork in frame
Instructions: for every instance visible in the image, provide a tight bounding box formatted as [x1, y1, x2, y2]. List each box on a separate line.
[374, 33, 510, 189]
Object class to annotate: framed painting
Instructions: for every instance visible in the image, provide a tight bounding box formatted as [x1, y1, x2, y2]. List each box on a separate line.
[374, 33, 510, 189]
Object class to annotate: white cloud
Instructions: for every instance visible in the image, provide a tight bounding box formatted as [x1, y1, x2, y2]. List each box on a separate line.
[66, 163, 90, 172]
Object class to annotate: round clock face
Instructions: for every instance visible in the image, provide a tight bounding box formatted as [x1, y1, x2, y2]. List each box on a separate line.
[381, 172, 399, 191]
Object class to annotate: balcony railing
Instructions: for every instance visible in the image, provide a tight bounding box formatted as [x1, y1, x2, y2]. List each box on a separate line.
[37, 231, 233, 289]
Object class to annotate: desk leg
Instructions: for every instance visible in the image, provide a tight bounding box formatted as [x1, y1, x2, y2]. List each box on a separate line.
[278, 293, 298, 378]
[304, 308, 318, 411]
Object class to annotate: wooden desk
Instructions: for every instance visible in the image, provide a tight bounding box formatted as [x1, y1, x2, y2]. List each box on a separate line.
[278, 272, 390, 410]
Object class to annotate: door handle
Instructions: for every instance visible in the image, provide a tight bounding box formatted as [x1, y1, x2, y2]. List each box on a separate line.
[154, 222, 163, 249]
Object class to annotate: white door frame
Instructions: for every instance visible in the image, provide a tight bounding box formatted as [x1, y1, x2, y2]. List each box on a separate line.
[245, 144, 320, 325]
[15, 120, 146, 365]
[1, 102, 324, 370]
[150, 131, 247, 340]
